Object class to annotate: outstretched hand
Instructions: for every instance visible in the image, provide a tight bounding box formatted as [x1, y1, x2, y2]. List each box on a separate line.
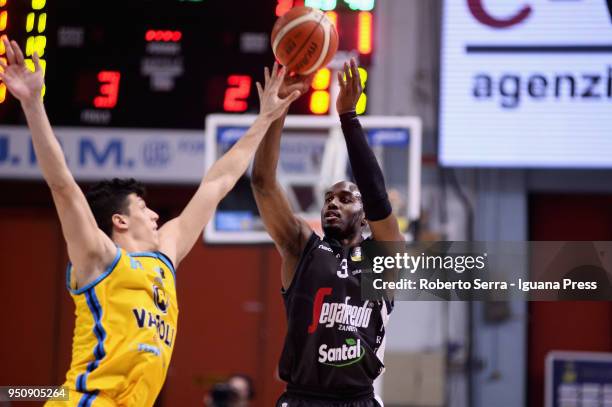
[256, 62, 302, 122]
[278, 71, 313, 99]
[336, 58, 362, 115]
[0, 37, 44, 104]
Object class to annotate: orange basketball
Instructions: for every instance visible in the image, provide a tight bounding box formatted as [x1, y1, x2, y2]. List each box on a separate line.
[271, 7, 339, 75]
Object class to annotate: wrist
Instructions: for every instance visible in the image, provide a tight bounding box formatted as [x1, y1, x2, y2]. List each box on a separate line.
[20, 97, 44, 111]
[339, 110, 358, 122]
[256, 111, 274, 122]
[339, 108, 357, 116]
[254, 113, 276, 130]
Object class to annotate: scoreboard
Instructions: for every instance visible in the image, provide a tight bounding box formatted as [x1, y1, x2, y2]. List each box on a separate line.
[0, 0, 376, 129]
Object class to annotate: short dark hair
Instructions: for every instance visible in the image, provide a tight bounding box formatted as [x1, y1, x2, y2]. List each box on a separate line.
[209, 382, 239, 407]
[86, 178, 146, 238]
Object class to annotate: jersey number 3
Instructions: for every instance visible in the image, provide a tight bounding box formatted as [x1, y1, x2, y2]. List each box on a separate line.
[337, 258, 349, 279]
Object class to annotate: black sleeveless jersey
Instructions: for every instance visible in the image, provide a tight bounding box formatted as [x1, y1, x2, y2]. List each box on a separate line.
[278, 232, 393, 400]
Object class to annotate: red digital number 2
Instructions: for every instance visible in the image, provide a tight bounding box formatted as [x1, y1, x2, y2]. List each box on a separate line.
[223, 75, 252, 112]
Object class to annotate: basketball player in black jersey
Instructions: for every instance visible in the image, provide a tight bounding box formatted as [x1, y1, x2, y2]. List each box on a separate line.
[251, 58, 405, 407]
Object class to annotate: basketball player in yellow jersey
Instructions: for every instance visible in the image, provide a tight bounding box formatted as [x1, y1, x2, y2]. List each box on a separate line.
[0, 37, 308, 406]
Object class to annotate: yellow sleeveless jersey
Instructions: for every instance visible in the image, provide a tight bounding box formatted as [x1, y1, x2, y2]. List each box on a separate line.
[45, 248, 178, 407]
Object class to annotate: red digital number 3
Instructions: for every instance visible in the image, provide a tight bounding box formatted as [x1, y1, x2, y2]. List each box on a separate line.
[94, 70, 121, 109]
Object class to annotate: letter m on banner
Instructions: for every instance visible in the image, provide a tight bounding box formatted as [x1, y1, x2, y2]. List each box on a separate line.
[79, 138, 123, 167]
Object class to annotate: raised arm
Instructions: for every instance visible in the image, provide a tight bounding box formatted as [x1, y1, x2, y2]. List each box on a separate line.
[0, 38, 116, 287]
[158, 63, 301, 267]
[250, 72, 313, 290]
[336, 58, 405, 242]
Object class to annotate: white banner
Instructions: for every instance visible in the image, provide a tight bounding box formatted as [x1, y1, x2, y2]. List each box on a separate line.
[0, 126, 205, 183]
[440, 0, 612, 167]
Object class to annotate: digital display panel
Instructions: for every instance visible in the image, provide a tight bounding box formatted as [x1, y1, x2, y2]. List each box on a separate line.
[0, 0, 376, 129]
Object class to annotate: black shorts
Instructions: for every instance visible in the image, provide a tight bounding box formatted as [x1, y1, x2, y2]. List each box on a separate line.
[276, 393, 382, 407]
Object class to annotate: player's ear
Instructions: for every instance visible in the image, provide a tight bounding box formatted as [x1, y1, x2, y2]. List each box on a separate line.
[112, 213, 129, 231]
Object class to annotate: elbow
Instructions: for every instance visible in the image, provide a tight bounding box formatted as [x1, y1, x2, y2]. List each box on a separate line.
[46, 168, 77, 194]
[250, 172, 268, 192]
[48, 179, 76, 196]
[212, 176, 234, 199]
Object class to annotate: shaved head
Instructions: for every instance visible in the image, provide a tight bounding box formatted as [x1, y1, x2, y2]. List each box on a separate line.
[321, 181, 366, 241]
[325, 181, 361, 200]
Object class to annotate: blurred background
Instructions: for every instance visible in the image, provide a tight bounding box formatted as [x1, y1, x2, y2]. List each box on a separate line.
[1, 0, 612, 406]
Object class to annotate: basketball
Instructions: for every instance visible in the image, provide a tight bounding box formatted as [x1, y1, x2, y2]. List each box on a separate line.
[271, 6, 339, 75]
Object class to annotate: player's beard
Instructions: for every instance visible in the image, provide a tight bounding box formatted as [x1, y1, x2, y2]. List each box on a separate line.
[323, 223, 345, 241]
[323, 216, 362, 242]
